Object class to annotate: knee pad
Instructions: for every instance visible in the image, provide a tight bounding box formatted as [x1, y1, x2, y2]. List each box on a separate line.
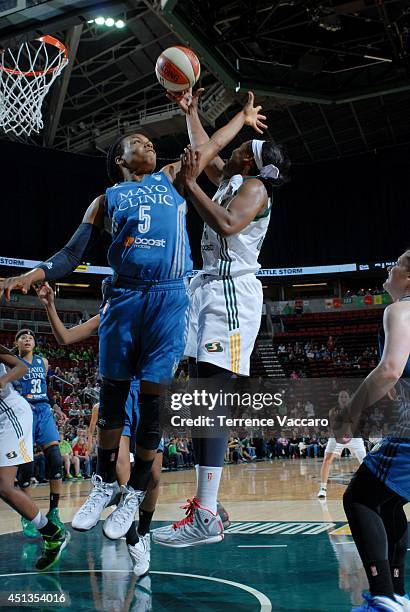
[135, 394, 162, 451]
[17, 462, 34, 488]
[98, 378, 130, 430]
[44, 444, 63, 480]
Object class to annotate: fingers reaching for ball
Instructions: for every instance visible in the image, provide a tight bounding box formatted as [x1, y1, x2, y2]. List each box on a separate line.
[243, 91, 268, 134]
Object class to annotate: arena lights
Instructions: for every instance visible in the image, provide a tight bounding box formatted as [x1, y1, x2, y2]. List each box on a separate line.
[88, 16, 126, 28]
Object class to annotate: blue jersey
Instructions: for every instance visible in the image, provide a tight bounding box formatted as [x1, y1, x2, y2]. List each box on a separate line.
[14, 354, 48, 403]
[105, 172, 192, 280]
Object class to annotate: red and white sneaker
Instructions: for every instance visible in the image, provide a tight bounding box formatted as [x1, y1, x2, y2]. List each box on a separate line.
[152, 497, 224, 548]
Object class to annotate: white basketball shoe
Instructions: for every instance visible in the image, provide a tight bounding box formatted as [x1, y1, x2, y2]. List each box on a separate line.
[71, 475, 120, 531]
[152, 497, 224, 547]
[128, 533, 151, 576]
[103, 485, 145, 540]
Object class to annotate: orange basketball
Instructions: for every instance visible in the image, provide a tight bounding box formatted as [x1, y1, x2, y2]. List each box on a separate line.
[155, 46, 200, 92]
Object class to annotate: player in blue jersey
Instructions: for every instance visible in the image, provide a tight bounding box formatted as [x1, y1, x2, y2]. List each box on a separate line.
[0, 90, 267, 542]
[35, 281, 163, 575]
[13, 329, 64, 538]
[341, 250, 410, 612]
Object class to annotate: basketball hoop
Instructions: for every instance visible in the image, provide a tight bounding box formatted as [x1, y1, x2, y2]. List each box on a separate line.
[0, 35, 69, 137]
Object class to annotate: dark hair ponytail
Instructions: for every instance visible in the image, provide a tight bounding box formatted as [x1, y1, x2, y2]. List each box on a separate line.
[261, 141, 291, 185]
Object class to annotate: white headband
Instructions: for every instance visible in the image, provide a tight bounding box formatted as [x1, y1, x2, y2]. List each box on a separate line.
[251, 139, 280, 180]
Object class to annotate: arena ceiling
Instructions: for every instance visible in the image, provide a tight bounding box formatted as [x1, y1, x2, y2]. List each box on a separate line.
[1, 0, 410, 162]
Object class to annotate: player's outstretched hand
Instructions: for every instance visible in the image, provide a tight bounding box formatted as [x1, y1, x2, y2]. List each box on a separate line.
[0, 274, 34, 301]
[34, 282, 55, 308]
[179, 145, 201, 186]
[242, 91, 267, 135]
[166, 87, 204, 114]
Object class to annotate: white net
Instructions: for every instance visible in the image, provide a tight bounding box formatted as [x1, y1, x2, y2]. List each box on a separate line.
[0, 35, 68, 137]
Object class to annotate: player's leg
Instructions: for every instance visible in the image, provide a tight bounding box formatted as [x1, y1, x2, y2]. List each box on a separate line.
[103, 381, 161, 540]
[380, 496, 409, 606]
[343, 463, 405, 609]
[0, 396, 68, 571]
[36, 403, 64, 529]
[18, 402, 37, 537]
[104, 281, 188, 540]
[0, 464, 68, 570]
[116, 435, 131, 485]
[127, 449, 163, 576]
[17, 461, 38, 537]
[72, 285, 134, 530]
[71, 380, 129, 531]
[318, 441, 337, 498]
[115, 383, 138, 486]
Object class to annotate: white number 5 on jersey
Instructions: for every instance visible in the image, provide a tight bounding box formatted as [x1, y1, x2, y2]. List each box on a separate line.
[138, 205, 151, 234]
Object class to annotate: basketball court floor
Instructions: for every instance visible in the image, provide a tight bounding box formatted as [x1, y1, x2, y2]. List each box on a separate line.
[2, 458, 408, 611]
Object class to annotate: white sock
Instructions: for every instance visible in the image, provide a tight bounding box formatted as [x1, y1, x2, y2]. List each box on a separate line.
[320, 482, 327, 489]
[31, 511, 47, 530]
[196, 466, 222, 514]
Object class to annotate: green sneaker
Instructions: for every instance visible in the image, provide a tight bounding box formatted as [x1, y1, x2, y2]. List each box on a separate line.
[21, 517, 39, 539]
[35, 526, 70, 572]
[46, 508, 64, 531]
[65, 473, 73, 480]
[75, 473, 83, 480]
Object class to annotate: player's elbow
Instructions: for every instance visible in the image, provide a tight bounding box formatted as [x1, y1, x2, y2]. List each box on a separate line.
[377, 361, 403, 383]
[218, 219, 242, 237]
[218, 223, 236, 238]
[57, 334, 71, 346]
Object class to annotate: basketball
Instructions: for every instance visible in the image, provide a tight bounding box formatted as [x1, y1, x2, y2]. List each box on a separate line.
[155, 46, 200, 91]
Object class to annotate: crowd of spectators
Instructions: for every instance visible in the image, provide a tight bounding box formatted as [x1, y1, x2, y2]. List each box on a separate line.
[343, 286, 387, 297]
[271, 335, 378, 379]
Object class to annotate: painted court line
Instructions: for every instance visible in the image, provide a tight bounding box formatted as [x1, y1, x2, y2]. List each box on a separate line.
[0, 570, 272, 612]
[237, 545, 288, 548]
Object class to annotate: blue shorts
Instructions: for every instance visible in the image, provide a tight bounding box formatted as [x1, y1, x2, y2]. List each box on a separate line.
[123, 382, 164, 453]
[364, 438, 410, 501]
[99, 277, 188, 383]
[31, 401, 59, 447]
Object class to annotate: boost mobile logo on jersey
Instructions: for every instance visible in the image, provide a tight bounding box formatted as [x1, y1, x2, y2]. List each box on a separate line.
[205, 341, 223, 353]
[123, 236, 166, 249]
[6, 451, 17, 459]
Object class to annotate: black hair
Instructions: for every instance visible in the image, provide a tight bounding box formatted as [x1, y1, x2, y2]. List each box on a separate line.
[15, 329, 35, 342]
[261, 141, 291, 185]
[106, 134, 127, 184]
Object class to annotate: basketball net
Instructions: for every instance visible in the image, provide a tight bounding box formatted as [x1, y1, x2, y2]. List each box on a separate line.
[0, 35, 69, 137]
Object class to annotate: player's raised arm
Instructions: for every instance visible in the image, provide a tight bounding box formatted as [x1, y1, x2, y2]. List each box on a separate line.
[177, 146, 267, 237]
[162, 91, 267, 185]
[0, 195, 106, 301]
[34, 283, 100, 345]
[0, 345, 28, 386]
[167, 88, 225, 186]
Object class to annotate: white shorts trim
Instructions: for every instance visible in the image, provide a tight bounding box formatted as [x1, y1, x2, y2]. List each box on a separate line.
[0, 393, 33, 467]
[185, 273, 262, 376]
[325, 437, 366, 461]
